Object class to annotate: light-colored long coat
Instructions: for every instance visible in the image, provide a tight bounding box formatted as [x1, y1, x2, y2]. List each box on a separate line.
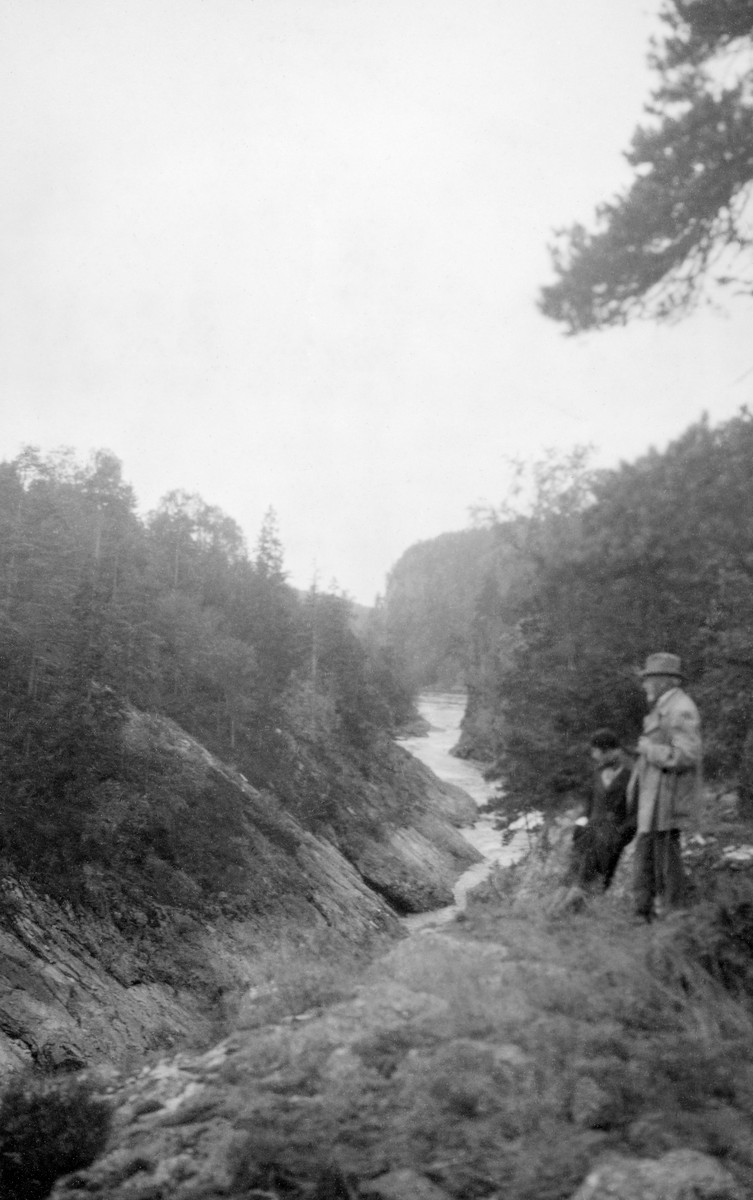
[629, 686, 702, 833]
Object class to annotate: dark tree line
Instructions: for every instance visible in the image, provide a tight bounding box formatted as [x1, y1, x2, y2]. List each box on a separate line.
[463, 411, 753, 814]
[0, 448, 413, 896]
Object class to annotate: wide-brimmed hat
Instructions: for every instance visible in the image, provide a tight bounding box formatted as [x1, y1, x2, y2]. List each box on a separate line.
[639, 652, 683, 679]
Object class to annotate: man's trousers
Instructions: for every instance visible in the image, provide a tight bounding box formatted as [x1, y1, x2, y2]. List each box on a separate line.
[567, 822, 635, 892]
[633, 829, 687, 919]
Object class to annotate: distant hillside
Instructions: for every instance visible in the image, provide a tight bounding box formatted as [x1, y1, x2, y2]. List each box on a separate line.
[380, 528, 504, 691]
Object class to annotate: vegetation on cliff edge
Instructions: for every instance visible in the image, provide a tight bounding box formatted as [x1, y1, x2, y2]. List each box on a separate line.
[0, 447, 415, 911]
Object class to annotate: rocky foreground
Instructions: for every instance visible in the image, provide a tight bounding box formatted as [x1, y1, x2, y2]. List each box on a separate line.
[34, 805, 753, 1200]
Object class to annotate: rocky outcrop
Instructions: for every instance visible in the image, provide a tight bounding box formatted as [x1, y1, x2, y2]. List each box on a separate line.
[343, 753, 480, 912]
[452, 685, 497, 762]
[569, 1149, 742, 1200]
[50, 931, 509, 1200]
[0, 714, 481, 1082]
[362, 1168, 453, 1200]
[0, 876, 206, 1077]
[0, 836, 397, 1082]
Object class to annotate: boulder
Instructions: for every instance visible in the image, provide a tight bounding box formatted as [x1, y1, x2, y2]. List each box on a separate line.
[569, 1075, 615, 1130]
[361, 1167, 453, 1200]
[569, 1149, 743, 1200]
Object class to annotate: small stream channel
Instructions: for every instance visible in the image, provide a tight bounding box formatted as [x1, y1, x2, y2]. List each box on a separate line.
[399, 693, 540, 930]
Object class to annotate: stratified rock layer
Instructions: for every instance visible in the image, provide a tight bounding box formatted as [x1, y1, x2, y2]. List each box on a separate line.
[0, 712, 480, 1080]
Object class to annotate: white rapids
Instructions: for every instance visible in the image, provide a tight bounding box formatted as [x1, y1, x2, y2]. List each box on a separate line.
[398, 692, 540, 929]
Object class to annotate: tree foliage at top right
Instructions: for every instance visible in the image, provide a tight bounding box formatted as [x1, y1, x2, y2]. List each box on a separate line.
[540, 1, 753, 333]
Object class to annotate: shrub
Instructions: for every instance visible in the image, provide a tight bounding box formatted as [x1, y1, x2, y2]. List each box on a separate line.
[0, 1074, 111, 1200]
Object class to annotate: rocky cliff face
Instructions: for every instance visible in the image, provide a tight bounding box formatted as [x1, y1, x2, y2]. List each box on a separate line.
[0, 711, 480, 1083]
[0, 836, 394, 1082]
[334, 753, 480, 914]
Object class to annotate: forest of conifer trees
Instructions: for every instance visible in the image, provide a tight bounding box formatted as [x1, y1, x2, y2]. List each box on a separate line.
[0, 447, 414, 903]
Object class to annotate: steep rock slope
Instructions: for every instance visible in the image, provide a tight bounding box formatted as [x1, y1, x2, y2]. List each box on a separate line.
[0, 710, 479, 1081]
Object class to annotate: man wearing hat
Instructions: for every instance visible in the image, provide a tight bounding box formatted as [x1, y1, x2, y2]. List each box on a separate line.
[629, 652, 702, 920]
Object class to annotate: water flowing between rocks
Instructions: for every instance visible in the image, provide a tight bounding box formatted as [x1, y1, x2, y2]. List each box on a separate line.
[399, 693, 540, 930]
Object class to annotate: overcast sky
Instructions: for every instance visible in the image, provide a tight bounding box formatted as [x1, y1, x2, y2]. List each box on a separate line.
[2, 1, 752, 603]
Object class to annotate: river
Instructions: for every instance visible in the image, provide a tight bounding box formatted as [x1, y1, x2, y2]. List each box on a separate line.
[399, 693, 540, 929]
